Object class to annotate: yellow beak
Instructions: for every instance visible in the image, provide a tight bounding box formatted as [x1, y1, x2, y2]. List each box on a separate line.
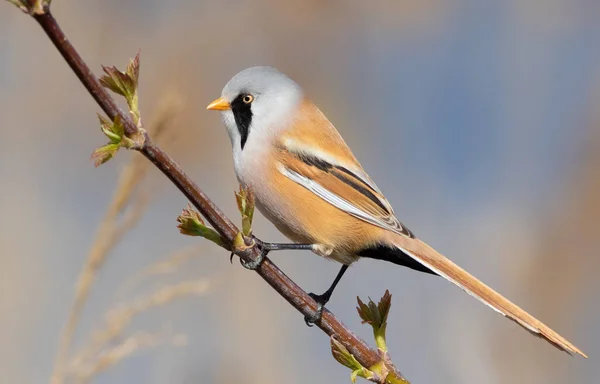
[206, 97, 231, 111]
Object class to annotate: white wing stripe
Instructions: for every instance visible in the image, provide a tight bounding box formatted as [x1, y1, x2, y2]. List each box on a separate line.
[278, 164, 400, 234]
[281, 138, 383, 194]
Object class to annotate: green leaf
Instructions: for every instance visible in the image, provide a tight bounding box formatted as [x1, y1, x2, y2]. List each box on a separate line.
[176, 205, 230, 250]
[93, 114, 123, 165]
[98, 115, 117, 141]
[97, 55, 147, 149]
[235, 185, 255, 236]
[112, 115, 125, 137]
[99, 54, 141, 125]
[91, 143, 119, 167]
[377, 290, 392, 325]
[330, 337, 362, 371]
[99, 66, 133, 98]
[94, 114, 137, 159]
[357, 290, 392, 352]
[126, 54, 141, 123]
[98, 114, 125, 143]
[126, 53, 140, 88]
[330, 336, 376, 382]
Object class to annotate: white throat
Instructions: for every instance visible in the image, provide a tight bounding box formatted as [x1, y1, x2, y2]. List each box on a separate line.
[221, 89, 303, 186]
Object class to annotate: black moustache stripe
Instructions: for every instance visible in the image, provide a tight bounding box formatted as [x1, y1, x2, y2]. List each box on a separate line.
[231, 94, 253, 150]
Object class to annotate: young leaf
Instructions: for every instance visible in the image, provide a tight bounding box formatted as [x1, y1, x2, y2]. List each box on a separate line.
[98, 114, 125, 143]
[92, 114, 137, 165]
[99, 54, 141, 124]
[234, 185, 255, 236]
[98, 115, 118, 142]
[330, 337, 376, 383]
[126, 53, 140, 88]
[126, 54, 141, 123]
[176, 205, 230, 251]
[91, 143, 119, 167]
[357, 290, 392, 352]
[377, 290, 392, 325]
[99, 65, 134, 99]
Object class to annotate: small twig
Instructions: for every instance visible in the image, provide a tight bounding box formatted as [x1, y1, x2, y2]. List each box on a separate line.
[5, 3, 409, 381]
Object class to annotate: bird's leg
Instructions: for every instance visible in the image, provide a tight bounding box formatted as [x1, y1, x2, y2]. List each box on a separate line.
[235, 237, 314, 270]
[304, 264, 349, 326]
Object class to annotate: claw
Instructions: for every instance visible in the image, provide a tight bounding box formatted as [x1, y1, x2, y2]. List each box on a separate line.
[304, 292, 328, 326]
[304, 302, 323, 326]
[239, 242, 269, 270]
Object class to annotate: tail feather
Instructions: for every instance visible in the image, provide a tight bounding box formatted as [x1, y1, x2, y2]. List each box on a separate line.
[392, 236, 587, 358]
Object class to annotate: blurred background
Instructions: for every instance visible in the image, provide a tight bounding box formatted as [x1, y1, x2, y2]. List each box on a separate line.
[1, 0, 599, 383]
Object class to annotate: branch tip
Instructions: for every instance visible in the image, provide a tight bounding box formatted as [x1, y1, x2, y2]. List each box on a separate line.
[91, 115, 138, 166]
[357, 290, 391, 352]
[176, 205, 230, 251]
[99, 53, 142, 128]
[234, 185, 255, 236]
[6, 0, 50, 14]
[331, 337, 378, 383]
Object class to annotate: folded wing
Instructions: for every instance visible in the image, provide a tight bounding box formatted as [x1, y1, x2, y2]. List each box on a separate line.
[275, 139, 414, 238]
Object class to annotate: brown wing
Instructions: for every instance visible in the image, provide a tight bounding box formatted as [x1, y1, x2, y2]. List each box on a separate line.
[275, 142, 414, 238]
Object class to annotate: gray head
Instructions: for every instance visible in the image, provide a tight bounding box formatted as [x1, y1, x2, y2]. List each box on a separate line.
[207, 66, 304, 151]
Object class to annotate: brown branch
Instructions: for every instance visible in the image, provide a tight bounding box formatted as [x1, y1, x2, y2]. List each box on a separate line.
[25, 5, 407, 381]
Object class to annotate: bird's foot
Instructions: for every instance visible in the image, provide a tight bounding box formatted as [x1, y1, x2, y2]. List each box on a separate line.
[304, 292, 331, 326]
[233, 238, 313, 270]
[238, 238, 270, 270]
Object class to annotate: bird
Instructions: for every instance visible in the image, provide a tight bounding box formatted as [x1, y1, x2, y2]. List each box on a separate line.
[206, 66, 586, 357]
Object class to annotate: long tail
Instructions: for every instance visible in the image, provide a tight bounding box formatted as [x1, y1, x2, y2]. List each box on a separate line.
[391, 235, 587, 357]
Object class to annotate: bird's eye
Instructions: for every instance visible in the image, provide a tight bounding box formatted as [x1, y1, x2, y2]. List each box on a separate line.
[242, 94, 254, 104]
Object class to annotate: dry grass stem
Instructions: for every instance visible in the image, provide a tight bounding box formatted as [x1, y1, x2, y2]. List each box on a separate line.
[51, 160, 147, 384]
[68, 280, 210, 381]
[51, 98, 182, 384]
[117, 244, 205, 297]
[70, 331, 187, 383]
